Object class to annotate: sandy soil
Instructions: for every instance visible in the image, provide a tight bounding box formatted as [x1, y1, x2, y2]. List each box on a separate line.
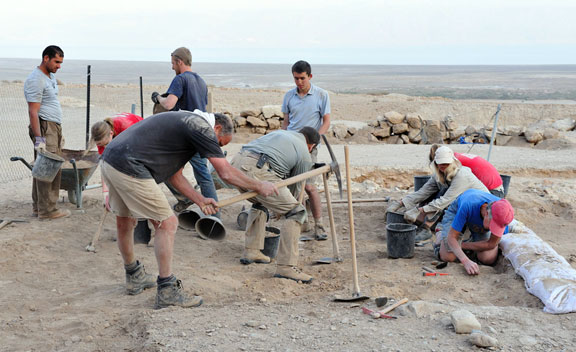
[1, 88, 576, 351]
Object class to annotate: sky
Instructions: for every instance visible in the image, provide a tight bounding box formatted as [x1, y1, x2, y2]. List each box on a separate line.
[2, 0, 575, 65]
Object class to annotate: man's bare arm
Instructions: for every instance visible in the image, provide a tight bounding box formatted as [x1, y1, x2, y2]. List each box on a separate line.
[209, 157, 277, 197]
[318, 113, 331, 135]
[158, 94, 178, 111]
[27, 102, 42, 137]
[461, 235, 500, 252]
[281, 113, 290, 130]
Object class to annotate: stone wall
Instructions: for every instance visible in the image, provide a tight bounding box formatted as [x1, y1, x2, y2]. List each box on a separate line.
[231, 106, 576, 147]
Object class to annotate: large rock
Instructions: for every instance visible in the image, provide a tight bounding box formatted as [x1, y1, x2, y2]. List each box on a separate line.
[261, 105, 283, 119]
[443, 115, 458, 131]
[406, 113, 422, 129]
[332, 125, 349, 139]
[267, 118, 281, 130]
[408, 128, 422, 143]
[400, 134, 410, 144]
[240, 109, 261, 117]
[524, 128, 544, 143]
[384, 111, 405, 124]
[246, 115, 268, 128]
[552, 117, 576, 131]
[465, 125, 477, 135]
[421, 124, 444, 144]
[543, 128, 560, 140]
[372, 126, 391, 138]
[253, 127, 267, 134]
[234, 116, 247, 127]
[396, 301, 447, 318]
[392, 123, 409, 134]
[451, 309, 481, 334]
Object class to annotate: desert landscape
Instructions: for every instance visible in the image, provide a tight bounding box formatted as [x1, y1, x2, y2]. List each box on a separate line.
[1, 85, 576, 351]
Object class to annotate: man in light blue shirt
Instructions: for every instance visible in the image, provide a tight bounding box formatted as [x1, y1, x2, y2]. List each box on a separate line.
[24, 45, 70, 220]
[281, 60, 331, 241]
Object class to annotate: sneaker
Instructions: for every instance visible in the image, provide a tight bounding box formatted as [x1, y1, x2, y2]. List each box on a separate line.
[414, 228, 433, 242]
[155, 278, 203, 309]
[240, 249, 271, 265]
[173, 199, 193, 213]
[273, 265, 313, 284]
[39, 209, 71, 220]
[126, 262, 156, 295]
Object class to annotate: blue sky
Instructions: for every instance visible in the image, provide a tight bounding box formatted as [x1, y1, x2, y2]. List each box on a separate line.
[2, 0, 575, 64]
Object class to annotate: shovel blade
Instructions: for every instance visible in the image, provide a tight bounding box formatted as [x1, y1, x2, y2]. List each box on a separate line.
[334, 293, 370, 302]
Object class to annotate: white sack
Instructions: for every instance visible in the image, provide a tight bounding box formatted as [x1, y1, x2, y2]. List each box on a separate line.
[500, 227, 576, 314]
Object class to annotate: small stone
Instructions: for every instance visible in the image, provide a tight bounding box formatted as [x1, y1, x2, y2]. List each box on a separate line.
[330, 326, 337, 331]
[181, 332, 187, 337]
[451, 309, 481, 334]
[245, 321, 259, 327]
[341, 318, 349, 324]
[469, 331, 499, 348]
[487, 326, 497, 334]
[29, 306, 37, 312]
[258, 325, 267, 330]
[71, 335, 81, 343]
[84, 335, 94, 342]
[519, 335, 538, 346]
[259, 298, 267, 303]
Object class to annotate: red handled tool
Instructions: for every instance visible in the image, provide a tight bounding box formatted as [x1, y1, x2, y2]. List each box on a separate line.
[423, 272, 450, 276]
[361, 307, 397, 319]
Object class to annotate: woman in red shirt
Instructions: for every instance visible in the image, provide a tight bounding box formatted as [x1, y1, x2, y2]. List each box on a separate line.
[89, 113, 143, 154]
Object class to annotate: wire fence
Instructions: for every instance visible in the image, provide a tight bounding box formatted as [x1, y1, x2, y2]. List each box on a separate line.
[0, 69, 155, 183]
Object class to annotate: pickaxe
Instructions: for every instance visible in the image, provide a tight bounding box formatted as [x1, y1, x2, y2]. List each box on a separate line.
[0, 218, 28, 231]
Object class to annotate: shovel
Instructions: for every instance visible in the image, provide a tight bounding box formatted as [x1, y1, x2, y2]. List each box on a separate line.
[314, 172, 342, 264]
[334, 146, 369, 302]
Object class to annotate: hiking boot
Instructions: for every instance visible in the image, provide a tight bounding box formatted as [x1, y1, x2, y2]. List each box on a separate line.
[273, 265, 313, 284]
[126, 262, 156, 295]
[414, 228, 433, 242]
[314, 224, 328, 241]
[39, 209, 71, 220]
[240, 249, 271, 265]
[155, 278, 203, 309]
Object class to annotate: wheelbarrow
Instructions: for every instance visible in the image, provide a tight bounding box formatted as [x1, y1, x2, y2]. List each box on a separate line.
[11, 149, 101, 209]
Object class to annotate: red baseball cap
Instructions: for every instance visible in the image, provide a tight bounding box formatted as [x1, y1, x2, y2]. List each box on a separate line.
[489, 199, 514, 237]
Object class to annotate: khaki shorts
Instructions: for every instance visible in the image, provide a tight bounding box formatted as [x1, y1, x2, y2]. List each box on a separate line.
[100, 161, 173, 221]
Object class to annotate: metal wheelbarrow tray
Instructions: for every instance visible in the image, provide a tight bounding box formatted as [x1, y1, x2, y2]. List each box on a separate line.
[11, 149, 100, 209]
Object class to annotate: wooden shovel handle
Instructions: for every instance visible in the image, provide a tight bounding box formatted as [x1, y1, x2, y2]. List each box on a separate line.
[379, 298, 409, 314]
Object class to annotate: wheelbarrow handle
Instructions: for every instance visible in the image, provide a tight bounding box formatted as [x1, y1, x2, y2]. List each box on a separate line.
[10, 157, 33, 171]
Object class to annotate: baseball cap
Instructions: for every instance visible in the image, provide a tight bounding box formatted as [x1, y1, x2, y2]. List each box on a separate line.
[434, 146, 455, 164]
[489, 199, 514, 237]
[171, 47, 192, 66]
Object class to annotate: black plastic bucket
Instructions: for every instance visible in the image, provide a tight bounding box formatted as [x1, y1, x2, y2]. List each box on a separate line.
[500, 174, 511, 198]
[134, 220, 151, 244]
[386, 211, 406, 224]
[178, 209, 202, 231]
[386, 223, 417, 258]
[262, 230, 280, 259]
[236, 209, 249, 231]
[414, 175, 431, 192]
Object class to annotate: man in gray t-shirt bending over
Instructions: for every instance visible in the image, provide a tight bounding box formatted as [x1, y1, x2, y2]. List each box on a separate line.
[231, 127, 319, 283]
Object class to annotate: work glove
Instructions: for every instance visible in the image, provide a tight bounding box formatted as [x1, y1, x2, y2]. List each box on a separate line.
[34, 136, 46, 152]
[151, 91, 160, 104]
[404, 207, 423, 224]
[386, 199, 403, 214]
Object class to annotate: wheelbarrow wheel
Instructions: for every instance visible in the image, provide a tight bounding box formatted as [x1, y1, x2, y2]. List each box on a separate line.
[68, 190, 77, 204]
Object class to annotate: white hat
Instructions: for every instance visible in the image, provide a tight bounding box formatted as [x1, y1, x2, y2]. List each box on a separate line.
[434, 146, 455, 164]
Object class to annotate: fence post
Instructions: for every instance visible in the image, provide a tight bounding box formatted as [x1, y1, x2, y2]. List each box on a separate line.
[139, 76, 144, 117]
[85, 65, 91, 149]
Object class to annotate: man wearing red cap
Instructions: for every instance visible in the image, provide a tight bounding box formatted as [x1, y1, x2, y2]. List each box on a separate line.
[435, 189, 515, 275]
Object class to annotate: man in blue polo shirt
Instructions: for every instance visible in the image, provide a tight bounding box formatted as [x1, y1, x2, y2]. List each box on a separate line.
[435, 189, 515, 275]
[281, 60, 330, 241]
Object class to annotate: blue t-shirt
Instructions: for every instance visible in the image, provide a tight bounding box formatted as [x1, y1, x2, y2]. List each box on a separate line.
[166, 71, 208, 112]
[451, 189, 509, 236]
[282, 84, 330, 132]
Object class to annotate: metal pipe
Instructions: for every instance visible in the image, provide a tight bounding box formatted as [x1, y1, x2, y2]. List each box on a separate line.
[85, 65, 91, 149]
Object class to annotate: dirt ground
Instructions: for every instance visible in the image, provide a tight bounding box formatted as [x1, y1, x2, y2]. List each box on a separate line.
[1, 135, 576, 351]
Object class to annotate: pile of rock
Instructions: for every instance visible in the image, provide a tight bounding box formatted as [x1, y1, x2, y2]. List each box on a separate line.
[231, 106, 576, 147]
[232, 105, 284, 134]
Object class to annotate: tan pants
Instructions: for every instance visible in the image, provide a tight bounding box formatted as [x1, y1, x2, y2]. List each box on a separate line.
[231, 152, 306, 266]
[29, 120, 62, 216]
